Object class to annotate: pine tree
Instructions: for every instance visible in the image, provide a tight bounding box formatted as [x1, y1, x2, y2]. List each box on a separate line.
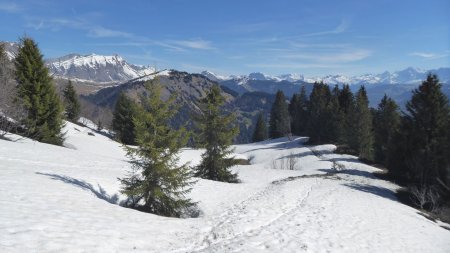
[350, 86, 374, 160]
[306, 82, 334, 144]
[402, 74, 449, 188]
[119, 79, 194, 217]
[252, 112, 268, 142]
[112, 92, 137, 145]
[338, 84, 354, 114]
[194, 84, 240, 183]
[15, 37, 64, 145]
[386, 116, 412, 183]
[289, 86, 308, 136]
[328, 85, 343, 143]
[269, 90, 291, 138]
[373, 94, 400, 165]
[62, 80, 80, 122]
[338, 84, 355, 145]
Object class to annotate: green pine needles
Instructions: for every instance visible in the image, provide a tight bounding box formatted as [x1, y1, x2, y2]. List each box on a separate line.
[15, 37, 65, 145]
[112, 92, 138, 145]
[119, 79, 195, 217]
[62, 80, 81, 123]
[194, 85, 240, 183]
[252, 112, 268, 142]
[269, 90, 291, 138]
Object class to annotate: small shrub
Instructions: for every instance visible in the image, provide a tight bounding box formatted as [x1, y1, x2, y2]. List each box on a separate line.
[410, 185, 440, 212]
[271, 153, 298, 170]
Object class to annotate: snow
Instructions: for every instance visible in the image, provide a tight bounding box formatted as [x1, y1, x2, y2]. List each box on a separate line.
[1, 122, 449, 252]
[46, 53, 156, 83]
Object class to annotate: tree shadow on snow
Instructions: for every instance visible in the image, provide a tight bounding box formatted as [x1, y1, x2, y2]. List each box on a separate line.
[275, 150, 315, 160]
[35, 172, 119, 204]
[343, 183, 397, 201]
[318, 168, 377, 180]
[242, 139, 307, 154]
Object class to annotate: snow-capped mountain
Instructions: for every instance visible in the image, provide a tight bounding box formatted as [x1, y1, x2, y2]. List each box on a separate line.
[200, 71, 230, 82]
[277, 73, 305, 82]
[47, 54, 156, 83]
[306, 67, 450, 86]
[200, 71, 307, 85]
[1, 42, 19, 60]
[2, 42, 156, 83]
[3, 40, 449, 87]
[201, 67, 450, 87]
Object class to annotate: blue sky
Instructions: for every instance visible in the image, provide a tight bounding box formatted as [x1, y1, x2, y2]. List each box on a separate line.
[0, 0, 449, 76]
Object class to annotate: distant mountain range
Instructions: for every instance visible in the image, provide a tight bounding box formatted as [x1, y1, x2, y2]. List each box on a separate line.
[201, 67, 450, 87]
[2, 41, 450, 143]
[2, 41, 449, 107]
[4, 41, 449, 87]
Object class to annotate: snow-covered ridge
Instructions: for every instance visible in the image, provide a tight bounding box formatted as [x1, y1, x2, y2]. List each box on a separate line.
[202, 67, 450, 86]
[201, 71, 305, 83]
[47, 53, 156, 83]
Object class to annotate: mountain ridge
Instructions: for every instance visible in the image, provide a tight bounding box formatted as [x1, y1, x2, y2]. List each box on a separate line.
[2, 41, 448, 87]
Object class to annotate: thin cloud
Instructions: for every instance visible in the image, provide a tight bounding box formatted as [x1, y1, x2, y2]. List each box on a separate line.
[409, 51, 450, 59]
[289, 42, 351, 49]
[87, 26, 133, 38]
[280, 49, 372, 63]
[301, 19, 350, 37]
[246, 63, 343, 69]
[26, 16, 215, 52]
[223, 21, 273, 34]
[26, 17, 137, 39]
[0, 2, 23, 13]
[168, 39, 215, 50]
[25, 18, 86, 32]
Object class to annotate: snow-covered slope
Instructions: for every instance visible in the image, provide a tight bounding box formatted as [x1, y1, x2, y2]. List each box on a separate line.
[47, 54, 156, 83]
[1, 123, 449, 252]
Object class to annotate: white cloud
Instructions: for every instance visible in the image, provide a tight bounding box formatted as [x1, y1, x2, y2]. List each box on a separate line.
[0, 2, 22, 13]
[409, 51, 450, 59]
[246, 63, 342, 69]
[87, 26, 133, 38]
[280, 49, 372, 63]
[409, 52, 435, 58]
[168, 39, 214, 50]
[301, 19, 350, 37]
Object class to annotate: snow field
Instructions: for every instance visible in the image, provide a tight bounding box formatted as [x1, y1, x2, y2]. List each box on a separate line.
[1, 122, 449, 252]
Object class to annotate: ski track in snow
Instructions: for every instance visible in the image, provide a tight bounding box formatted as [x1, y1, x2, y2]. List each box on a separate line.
[1, 122, 450, 253]
[186, 178, 321, 252]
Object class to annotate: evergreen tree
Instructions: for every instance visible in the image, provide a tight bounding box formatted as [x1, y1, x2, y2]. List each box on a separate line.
[306, 82, 334, 144]
[15, 37, 64, 145]
[289, 86, 308, 136]
[112, 92, 137, 145]
[328, 85, 343, 143]
[338, 84, 355, 145]
[269, 90, 291, 138]
[62, 80, 80, 122]
[350, 86, 374, 160]
[373, 94, 400, 165]
[252, 112, 268, 142]
[194, 84, 240, 183]
[386, 116, 412, 183]
[338, 84, 354, 114]
[402, 74, 449, 188]
[119, 79, 194, 217]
